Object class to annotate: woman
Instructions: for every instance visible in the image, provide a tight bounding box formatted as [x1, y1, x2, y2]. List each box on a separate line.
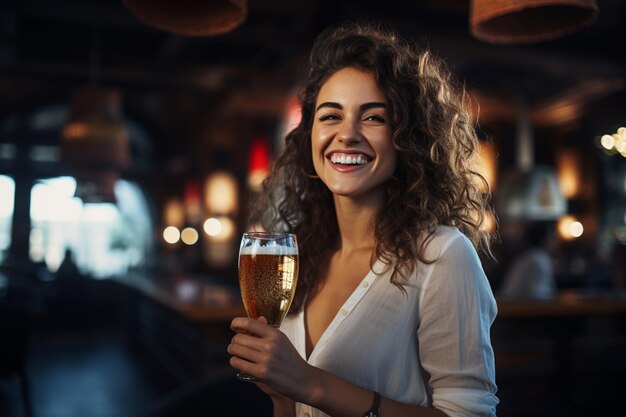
[228, 22, 498, 417]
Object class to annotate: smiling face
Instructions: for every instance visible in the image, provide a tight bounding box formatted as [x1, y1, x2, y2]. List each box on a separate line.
[311, 67, 397, 203]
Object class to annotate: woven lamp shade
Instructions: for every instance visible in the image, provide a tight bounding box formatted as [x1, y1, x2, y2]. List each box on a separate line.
[61, 88, 129, 170]
[61, 88, 130, 203]
[123, 0, 247, 36]
[470, 0, 598, 44]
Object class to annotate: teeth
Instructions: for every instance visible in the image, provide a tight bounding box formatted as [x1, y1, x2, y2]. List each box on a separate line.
[330, 153, 368, 165]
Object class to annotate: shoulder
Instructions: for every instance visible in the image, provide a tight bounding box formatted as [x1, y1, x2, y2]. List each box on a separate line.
[420, 226, 491, 297]
[420, 225, 469, 262]
[419, 228, 497, 321]
[413, 225, 486, 291]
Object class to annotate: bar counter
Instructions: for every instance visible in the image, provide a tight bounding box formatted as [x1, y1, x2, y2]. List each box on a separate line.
[116, 272, 245, 323]
[116, 273, 245, 382]
[118, 272, 626, 324]
[497, 289, 626, 317]
[119, 272, 626, 322]
[493, 289, 626, 415]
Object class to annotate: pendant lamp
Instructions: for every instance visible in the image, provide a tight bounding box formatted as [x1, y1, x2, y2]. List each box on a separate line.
[61, 87, 130, 203]
[122, 0, 247, 36]
[495, 167, 566, 221]
[470, 0, 598, 44]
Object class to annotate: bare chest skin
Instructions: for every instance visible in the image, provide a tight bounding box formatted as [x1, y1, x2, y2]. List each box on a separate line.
[304, 248, 373, 358]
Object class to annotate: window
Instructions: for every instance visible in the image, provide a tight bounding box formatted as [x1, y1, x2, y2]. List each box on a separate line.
[0, 175, 15, 265]
[30, 177, 154, 278]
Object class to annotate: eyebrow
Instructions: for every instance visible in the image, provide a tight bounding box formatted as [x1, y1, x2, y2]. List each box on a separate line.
[315, 101, 387, 112]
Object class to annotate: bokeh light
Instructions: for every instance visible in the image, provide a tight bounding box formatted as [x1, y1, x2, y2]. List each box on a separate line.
[203, 217, 222, 236]
[558, 215, 584, 240]
[569, 221, 584, 238]
[163, 226, 181, 244]
[181, 227, 199, 245]
[600, 134, 615, 150]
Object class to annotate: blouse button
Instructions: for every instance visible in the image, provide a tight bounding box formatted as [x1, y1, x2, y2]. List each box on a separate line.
[339, 308, 348, 316]
[362, 281, 370, 288]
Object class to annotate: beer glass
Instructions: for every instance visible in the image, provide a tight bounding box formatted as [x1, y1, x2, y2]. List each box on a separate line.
[237, 232, 299, 381]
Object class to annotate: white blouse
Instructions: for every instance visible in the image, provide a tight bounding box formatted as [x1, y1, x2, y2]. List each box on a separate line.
[280, 226, 499, 417]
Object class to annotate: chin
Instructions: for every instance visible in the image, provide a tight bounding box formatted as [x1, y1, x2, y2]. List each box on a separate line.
[327, 185, 370, 199]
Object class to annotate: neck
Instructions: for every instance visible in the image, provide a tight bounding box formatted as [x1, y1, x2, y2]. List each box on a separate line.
[332, 189, 384, 253]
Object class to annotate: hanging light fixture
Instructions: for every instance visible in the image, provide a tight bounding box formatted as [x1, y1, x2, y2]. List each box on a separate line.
[163, 197, 185, 229]
[61, 87, 130, 203]
[470, 0, 598, 44]
[495, 167, 566, 221]
[122, 0, 247, 36]
[495, 96, 566, 221]
[204, 171, 238, 215]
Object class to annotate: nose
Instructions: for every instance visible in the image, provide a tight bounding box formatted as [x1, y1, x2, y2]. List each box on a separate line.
[336, 119, 362, 145]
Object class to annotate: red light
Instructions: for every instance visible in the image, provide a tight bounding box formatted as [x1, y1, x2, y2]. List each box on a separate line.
[248, 137, 270, 174]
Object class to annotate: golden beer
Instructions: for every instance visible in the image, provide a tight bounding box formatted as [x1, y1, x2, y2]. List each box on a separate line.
[238, 253, 298, 326]
[236, 232, 298, 381]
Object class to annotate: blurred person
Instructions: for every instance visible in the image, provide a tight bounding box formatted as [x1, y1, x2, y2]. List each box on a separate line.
[33, 258, 54, 282]
[50, 247, 90, 319]
[56, 248, 81, 280]
[228, 22, 498, 417]
[499, 221, 557, 300]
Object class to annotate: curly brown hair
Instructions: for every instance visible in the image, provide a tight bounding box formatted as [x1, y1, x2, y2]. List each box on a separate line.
[249, 22, 494, 312]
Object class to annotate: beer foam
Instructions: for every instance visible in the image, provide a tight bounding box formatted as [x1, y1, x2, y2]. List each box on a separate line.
[240, 244, 298, 256]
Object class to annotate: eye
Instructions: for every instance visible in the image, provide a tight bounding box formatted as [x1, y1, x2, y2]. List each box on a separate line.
[363, 114, 386, 123]
[318, 113, 341, 122]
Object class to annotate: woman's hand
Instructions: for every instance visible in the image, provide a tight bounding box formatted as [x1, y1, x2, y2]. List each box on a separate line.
[228, 316, 313, 402]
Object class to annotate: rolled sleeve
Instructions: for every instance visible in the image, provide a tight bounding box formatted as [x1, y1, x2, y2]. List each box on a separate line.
[417, 234, 499, 417]
[433, 388, 498, 417]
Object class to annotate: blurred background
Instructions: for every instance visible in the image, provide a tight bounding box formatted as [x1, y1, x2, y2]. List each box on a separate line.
[0, 0, 624, 416]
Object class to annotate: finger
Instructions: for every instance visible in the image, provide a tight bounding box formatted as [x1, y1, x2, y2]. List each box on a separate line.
[229, 355, 261, 378]
[227, 342, 265, 364]
[230, 317, 247, 331]
[258, 316, 268, 325]
[231, 317, 274, 337]
[231, 332, 267, 350]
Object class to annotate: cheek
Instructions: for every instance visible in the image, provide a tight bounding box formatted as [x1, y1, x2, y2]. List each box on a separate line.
[310, 126, 323, 173]
[311, 125, 330, 156]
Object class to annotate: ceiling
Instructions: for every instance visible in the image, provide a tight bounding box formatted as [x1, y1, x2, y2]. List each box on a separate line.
[0, 0, 624, 167]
